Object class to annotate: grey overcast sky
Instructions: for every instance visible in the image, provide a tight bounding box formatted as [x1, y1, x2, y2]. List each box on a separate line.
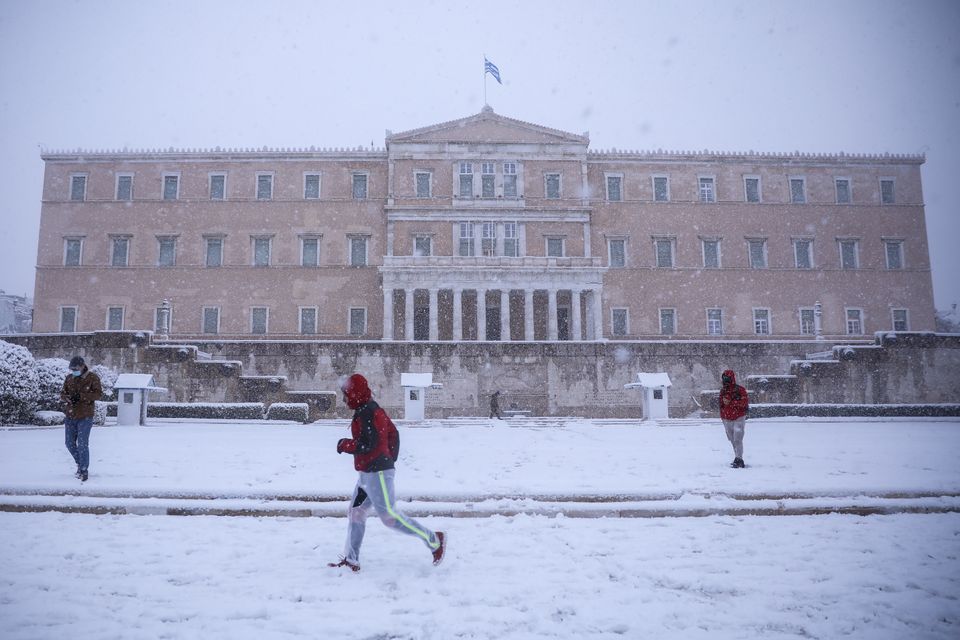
[1, 0, 958, 308]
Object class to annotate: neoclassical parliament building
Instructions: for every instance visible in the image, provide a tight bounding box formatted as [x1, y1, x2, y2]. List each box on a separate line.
[33, 107, 936, 341]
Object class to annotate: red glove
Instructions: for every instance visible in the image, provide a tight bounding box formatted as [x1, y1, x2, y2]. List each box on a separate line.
[336, 438, 350, 454]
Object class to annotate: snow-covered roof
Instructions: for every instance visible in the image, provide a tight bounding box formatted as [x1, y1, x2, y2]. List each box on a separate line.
[114, 373, 166, 391]
[623, 372, 672, 389]
[400, 373, 434, 388]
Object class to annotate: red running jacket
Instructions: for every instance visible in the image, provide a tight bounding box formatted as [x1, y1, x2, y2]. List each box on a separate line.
[718, 369, 749, 421]
[339, 374, 400, 472]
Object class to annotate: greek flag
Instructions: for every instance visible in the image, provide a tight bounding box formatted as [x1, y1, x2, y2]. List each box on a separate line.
[484, 57, 502, 84]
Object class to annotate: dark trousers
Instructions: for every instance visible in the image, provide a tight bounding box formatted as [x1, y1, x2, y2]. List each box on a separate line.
[65, 417, 93, 471]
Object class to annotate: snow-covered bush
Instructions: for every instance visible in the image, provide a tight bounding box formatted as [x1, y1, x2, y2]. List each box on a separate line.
[34, 410, 65, 426]
[34, 357, 69, 411]
[0, 340, 40, 424]
[266, 402, 310, 423]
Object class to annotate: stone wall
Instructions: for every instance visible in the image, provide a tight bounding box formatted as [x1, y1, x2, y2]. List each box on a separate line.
[4, 332, 958, 418]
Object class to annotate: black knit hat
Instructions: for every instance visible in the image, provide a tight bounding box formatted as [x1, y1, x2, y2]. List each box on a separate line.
[69, 356, 85, 368]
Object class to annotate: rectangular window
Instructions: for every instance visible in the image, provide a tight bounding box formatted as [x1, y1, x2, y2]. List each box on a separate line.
[202, 307, 220, 334]
[839, 239, 859, 269]
[880, 179, 895, 205]
[702, 239, 720, 268]
[545, 173, 561, 199]
[253, 237, 271, 266]
[251, 307, 268, 334]
[116, 175, 133, 201]
[70, 175, 86, 201]
[655, 239, 674, 268]
[794, 239, 813, 269]
[107, 306, 124, 330]
[744, 177, 761, 203]
[205, 237, 223, 267]
[699, 177, 715, 203]
[299, 307, 317, 335]
[748, 239, 767, 269]
[753, 308, 771, 335]
[653, 176, 669, 202]
[301, 236, 320, 266]
[606, 175, 622, 202]
[790, 177, 806, 204]
[414, 235, 432, 257]
[707, 308, 723, 335]
[60, 307, 77, 332]
[612, 308, 628, 336]
[459, 162, 473, 198]
[503, 222, 519, 257]
[800, 308, 815, 335]
[885, 240, 904, 269]
[659, 308, 676, 335]
[835, 178, 851, 204]
[209, 174, 226, 200]
[481, 222, 496, 256]
[64, 238, 83, 266]
[846, 309, 863, 335]
[352, 174, 368, 200]
[503, 163, 517, 198]
[256, 174, 273, 200]
[349, 236, 368, 266]
[546, 237, 564, 258]
[111, 237, 129, 267]
[481, 163, 495, 198]
[304, 173, 321, 199]
[349, 308, 367, 336]
[608, 239, 626, 268]
[892, 308, 909, 331]
[158, 236, 177, 267]
[458, 222, 475, 257]
[163, 175, 179, 200]
[415, 172, 432, 198]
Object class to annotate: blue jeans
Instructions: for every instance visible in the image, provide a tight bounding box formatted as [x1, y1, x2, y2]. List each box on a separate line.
[65, 417, 93, 471]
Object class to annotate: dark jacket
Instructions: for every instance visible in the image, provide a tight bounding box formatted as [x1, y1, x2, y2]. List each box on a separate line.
[718, 369, 749, 421]
[60, 368, 103, 420]
[339, 374, 400, 472]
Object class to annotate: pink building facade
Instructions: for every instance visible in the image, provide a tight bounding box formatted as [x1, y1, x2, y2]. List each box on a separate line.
[33, 108, 935, 340]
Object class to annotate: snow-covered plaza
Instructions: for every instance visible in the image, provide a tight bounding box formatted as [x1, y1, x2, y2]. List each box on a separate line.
[2, 417, 959, 639]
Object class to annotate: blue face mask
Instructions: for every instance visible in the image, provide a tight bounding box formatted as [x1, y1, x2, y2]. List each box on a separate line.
[71, 370, 82, 377]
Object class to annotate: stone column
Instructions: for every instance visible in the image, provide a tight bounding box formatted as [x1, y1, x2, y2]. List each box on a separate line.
[524, 289, 535, 341]
[404, 288, 414, 341]
[591, 288, 604, 340]
[453, 288, 463, 341]
[476, 289, 487, 341]
[571, 288, 582, 341]
[382, 287, 394, 340]
[500, 289, 510, 341]
[547, 288, 559, 341]
[428, 288, 439, 341]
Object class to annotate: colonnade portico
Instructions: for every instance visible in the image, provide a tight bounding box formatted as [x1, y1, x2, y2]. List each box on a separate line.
[380, 257, 607, 342]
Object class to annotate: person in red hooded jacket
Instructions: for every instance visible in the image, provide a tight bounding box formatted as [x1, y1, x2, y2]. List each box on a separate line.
[718, 369, 749, 468]
[328, 373, 446, 572]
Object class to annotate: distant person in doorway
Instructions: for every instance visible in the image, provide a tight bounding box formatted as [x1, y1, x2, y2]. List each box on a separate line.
[329, 373, 446, 572]
[719, 369, 749, 468]
[60, 356, 103, 482]
[489, 390, 503, 419]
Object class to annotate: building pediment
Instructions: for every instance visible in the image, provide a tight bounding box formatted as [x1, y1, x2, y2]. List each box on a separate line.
[387, 107, 589, 146]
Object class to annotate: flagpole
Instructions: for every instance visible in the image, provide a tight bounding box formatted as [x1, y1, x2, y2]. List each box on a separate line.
[483, 53, 487, 107]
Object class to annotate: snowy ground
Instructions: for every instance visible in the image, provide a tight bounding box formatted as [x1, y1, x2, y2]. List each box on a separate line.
[1, 417, 959, 639]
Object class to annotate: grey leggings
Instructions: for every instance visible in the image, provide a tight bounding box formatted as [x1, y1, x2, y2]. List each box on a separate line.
[722, 417, 746, 458]
[342, 469, 440, 564]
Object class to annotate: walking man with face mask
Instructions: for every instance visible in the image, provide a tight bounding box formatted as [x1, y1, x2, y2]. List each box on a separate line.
[60, 356, 103, 482]
[719, 369, 749, 469]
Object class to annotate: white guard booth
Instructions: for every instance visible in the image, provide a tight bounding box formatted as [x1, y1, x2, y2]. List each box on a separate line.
[400, 373, 443, 421]
[624, 372, 672, 421]
[115, 373, 168, 426]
